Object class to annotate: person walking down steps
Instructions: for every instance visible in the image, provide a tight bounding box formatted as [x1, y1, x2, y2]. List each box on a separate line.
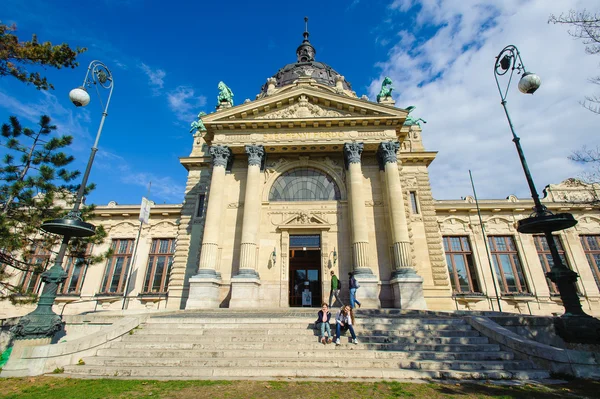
[349, 272, 361, 309]
[328, 270, 343, 308]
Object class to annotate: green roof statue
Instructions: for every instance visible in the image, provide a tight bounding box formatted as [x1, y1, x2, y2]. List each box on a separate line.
[403, 105, 427, 127]
[377, 76, 394, 102]
[217, 81, 234, 107]
[190, 112, 207, 133]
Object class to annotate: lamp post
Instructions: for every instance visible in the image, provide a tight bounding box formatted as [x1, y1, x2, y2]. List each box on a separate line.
[494, 45, 600, 344]
[11, 61, 113, 340]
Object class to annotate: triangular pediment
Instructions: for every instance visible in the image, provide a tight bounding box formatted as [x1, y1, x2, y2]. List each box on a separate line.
[202, 85, 408, 125]
[281, 211, 329, 227]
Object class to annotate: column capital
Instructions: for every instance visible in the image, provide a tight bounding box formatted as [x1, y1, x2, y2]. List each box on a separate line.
[376, 141, 400, 170]
[245, 144, 265, 167]
[343, 142, 364, 170]
[209, 145, 232, 168]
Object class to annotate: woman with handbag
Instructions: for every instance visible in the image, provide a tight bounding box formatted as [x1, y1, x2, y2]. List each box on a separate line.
[348, 272, 361, 309]
[334, 305, 358, 345]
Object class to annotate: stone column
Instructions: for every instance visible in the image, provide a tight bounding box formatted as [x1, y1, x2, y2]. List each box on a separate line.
[186, 145, 231, 309]
[377, 141, 426, 309]
[343, 143, 377, 307]
[230, 145, 264, 308]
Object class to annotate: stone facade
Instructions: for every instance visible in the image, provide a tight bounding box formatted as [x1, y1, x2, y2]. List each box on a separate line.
[2, 44, 600, 319]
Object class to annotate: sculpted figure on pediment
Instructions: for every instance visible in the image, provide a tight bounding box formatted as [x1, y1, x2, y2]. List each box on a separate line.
[256, 95, 351, 119]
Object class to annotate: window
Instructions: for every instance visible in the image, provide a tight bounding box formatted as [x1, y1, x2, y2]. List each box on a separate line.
[99, 239, 134, 294]
[269, 168, 341, 201]
[581, 235, 600, 290]
[142, 238, 175, 294]
[409, 191, 419, 214]
[20, 241, 51, 294]
[58, 244, 92, 296]
[534, 235, 571, 295]
[488, 236, 529, 294]
[443, 236, 481, 294]
[196, 193, 206, 218]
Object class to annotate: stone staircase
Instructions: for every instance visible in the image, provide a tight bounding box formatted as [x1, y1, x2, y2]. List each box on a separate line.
[62, 310, 550, 380]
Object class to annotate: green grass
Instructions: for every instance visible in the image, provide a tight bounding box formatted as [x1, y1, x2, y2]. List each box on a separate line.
[0, 377, 597, 399]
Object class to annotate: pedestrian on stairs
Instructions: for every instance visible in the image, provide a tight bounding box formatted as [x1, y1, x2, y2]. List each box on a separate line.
[348, 272, 361, 309]
[315, 303, 333, 344]
[328, 270, 343, 308]
[334, 305, 358, 345]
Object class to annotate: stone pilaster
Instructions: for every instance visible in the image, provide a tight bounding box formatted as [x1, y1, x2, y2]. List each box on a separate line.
[186, 145, 231, 309]
[377, 141, 426, 309]
[230, 145, 265, 308]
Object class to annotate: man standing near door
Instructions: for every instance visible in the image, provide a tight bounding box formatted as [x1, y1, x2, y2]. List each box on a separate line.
[329, 270, 343, 308]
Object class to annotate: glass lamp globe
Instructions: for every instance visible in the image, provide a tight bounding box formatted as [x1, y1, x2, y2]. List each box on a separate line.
[69, 87, 90, 107]
[518, 72, 541, 94]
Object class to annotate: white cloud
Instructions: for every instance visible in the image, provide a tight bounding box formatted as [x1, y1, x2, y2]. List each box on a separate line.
[94, 151, 184, 203]
[373, 0, 599, 200]
[139, 63, 166, 95]
[166, 86, 207, 123]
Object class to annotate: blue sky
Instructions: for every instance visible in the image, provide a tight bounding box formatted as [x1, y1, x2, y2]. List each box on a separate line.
[1, 0, 599, 206]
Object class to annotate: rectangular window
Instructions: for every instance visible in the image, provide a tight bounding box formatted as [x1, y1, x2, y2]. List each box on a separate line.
[99, 239, 134, 295]
[58, 244, 92, 296]
[20, 241, 51, 294]
[442, 236, 481, 294]
[580, 235, 600, 290]
[488, 236, 529, 294]
[196, 194, 206, 218]
[142, 238, 175, 294]
[409, 191, 419, 214]
[534, 235, 571, 295]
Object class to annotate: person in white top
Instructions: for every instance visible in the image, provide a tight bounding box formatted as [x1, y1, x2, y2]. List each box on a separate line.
[334, 305, 358, 345]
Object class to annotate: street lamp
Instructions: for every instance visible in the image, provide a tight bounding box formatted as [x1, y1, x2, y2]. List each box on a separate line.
[11, 61, 114, 340]
[494, 45, 600, 344]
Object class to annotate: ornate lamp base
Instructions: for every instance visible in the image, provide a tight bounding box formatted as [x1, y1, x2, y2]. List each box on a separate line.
[554, 314, 600, 344]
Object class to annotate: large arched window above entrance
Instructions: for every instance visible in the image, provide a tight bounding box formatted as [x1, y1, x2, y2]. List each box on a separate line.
[269, 167, 341, 201]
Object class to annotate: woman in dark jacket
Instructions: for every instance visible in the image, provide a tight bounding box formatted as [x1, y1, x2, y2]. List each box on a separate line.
[315, 303, 333, 344]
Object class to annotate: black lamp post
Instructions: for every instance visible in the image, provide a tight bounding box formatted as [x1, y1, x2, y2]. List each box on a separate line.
[11, 61, 114, 340]
[494, 45, 600, 344]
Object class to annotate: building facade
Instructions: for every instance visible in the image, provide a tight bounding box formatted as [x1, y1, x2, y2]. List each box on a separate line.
[1, 32, 600, 318]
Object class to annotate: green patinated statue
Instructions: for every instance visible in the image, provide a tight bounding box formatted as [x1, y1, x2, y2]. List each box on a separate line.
[190, 112, 207, 133]
[377, 76, 394, 102]
[217, 81, 234, 107]
[404, 105, 427, 127]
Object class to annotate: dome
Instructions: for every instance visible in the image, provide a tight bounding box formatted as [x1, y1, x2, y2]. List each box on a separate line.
[259, 18, 353, 95]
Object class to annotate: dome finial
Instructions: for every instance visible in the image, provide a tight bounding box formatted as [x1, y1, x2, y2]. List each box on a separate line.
[303, 17, 309, 42]
[297, 16, 316, 62]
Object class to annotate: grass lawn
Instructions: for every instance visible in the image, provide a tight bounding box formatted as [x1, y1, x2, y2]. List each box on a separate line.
[0, 377, 598, 399]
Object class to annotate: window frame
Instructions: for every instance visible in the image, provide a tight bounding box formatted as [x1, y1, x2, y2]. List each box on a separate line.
[20, 241, 52, 294]
[142, 238, 175, 294]
[580, 235, 600, 290]
[58, 244, 92, 296]
[533, 235, 571, 295]
[442, 236, 481, 295]
[488, 235, 530, 294]
[99, 239, 134, 295]
[409, 191, 420, 214]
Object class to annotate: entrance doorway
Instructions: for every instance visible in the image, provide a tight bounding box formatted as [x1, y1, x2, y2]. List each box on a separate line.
[289, 235, 321, 307]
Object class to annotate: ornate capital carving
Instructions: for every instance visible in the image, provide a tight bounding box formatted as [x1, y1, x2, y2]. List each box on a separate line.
[343, 142, 364, 170]
[377, 141, 400, 170]
[209, 145, 232, 168]
[245, 144, 265, 167]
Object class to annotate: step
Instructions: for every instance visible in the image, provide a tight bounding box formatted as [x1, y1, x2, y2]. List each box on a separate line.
[79, 356, 534, 372]
[144, 318, 468, 327]
[133, 327, 481, 338]
[61, 365, 550, 380]
[121, 334, 489, 346]
[107, 341, 502, 352]
[96, 348, 515, 361]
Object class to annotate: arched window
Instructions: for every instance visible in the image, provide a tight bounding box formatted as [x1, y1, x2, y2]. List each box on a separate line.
[269, 167, 341, 201]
